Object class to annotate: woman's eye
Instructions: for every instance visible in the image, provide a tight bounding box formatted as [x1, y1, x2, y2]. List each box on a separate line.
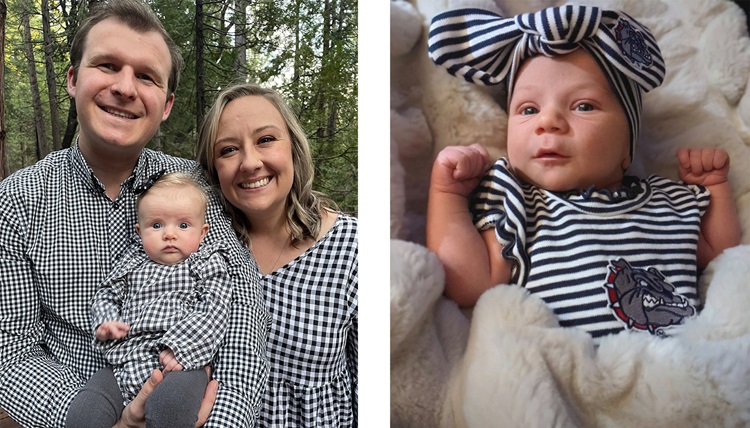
[575, 103, 594, 112]
[258, 136, 276, 144]
[219, 146, 237, 156]
[521, 107, 539, 115]
[151, 223, 162, 229]
[179, 222, 189, 229]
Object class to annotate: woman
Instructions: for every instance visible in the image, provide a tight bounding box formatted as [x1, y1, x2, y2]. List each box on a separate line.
[197, 83, 358, 426]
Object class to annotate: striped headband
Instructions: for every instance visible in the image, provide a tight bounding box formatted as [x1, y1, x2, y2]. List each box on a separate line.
[428, 5, 666, 160]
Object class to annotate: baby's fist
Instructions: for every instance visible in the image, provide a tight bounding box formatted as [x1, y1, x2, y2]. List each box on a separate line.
[431, 144, 493, 197]
[677, 147, 730, 187]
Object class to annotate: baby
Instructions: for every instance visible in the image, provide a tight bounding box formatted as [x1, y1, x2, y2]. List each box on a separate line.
[426, 5, 740, 339]
[67, 171, 232, 427]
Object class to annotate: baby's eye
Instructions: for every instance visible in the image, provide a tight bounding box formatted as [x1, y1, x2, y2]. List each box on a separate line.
[179, 222, 189, 229]
[521, 107, 539, 115]
[575, 103, 594, 112]
[151, 223, 162, 229]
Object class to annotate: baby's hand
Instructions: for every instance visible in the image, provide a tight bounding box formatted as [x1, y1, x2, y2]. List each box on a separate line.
[95, 321, 129, 341]
[677, 147, 730, 187]
[159, 348, 184, 374]
[431, 144, 493, 197]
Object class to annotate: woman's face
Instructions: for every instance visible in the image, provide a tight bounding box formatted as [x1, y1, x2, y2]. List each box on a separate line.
[212, 95, 294, 222]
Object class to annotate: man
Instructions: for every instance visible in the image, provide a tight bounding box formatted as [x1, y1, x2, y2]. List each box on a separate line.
[0, 0, 268, 426]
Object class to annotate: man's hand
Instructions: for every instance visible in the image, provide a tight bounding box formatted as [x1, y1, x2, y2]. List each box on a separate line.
[431, 144, 493, 197]
[159, 349, 184, 374]
[95, 321, 130, 341]
[197, 370, 219, 427]
[677, 147, 730, 187]
[114, 367, 219, 428]
[115, 369, 163, 428]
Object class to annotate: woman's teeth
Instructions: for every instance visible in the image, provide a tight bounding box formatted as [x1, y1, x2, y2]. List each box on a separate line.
[241, 177, 270, 189]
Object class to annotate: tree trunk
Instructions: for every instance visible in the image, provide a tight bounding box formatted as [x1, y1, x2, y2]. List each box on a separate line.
[195, 0, 205, 130]
[316, 0, 332, 141]
[41, 0, 62, 150]
[22, 11, 49, 160]
[233, 0, 247, 80]
[61, 0, 81, 149]
[0, 0, 7, 178]
[292, 0, 300, 100]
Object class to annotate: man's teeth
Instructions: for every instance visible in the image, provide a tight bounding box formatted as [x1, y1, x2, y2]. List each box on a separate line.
[104, 107, 135, 119]
[241, 178, 270, 189]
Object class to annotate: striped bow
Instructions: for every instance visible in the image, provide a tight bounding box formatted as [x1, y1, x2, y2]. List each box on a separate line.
[428, 5, 666, 160]
[428, 5, 665, 93]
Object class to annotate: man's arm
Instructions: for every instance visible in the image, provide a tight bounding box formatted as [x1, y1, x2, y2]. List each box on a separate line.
[0, 195, 83, 427]
[200, 186, 269, 427]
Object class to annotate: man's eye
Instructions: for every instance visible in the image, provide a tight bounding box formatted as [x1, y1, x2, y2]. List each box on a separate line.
[179, 222, 189, 229]
[151, 223, 162, 229]
[521, 107, 539, 115]
[575, 103, 594, 112]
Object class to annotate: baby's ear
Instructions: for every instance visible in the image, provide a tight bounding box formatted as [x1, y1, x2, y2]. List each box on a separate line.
[201, 223, 210, 240]
[135, 224, 141, 236]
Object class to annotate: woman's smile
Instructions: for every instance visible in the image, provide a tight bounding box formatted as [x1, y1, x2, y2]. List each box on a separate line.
[240, 177, 271, 189]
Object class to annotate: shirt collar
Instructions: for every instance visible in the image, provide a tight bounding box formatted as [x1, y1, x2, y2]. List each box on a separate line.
[69, 141, 106, 196]
[68, 138, 157, 198]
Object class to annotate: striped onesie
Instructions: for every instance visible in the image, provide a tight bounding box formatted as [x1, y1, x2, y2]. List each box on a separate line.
[472, 158, 710, 339]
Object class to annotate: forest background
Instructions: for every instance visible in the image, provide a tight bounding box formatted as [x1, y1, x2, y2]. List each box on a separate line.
[0, 0, 358, 215]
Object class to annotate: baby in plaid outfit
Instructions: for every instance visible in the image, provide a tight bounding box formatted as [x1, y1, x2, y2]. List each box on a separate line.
[67, 171, 232, 428]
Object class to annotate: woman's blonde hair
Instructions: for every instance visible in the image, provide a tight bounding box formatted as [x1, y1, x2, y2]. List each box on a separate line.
[196, 83, 336, 247]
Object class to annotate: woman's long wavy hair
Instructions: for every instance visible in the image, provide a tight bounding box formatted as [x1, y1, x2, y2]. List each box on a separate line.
[197, 83, 337, 247]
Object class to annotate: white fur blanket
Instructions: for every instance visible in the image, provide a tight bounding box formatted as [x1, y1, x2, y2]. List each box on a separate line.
[390, 0, 750, 426]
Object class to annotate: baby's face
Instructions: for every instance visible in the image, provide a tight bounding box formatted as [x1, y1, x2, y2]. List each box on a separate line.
[136, 186, 208, 265]
[506, 49, 631, 192]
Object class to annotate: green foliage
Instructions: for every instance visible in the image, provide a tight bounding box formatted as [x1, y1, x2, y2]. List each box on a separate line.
[2, 0, 358, 215]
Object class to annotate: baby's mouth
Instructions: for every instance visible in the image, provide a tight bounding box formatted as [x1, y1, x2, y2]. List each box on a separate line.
[536, 151, 564, 159]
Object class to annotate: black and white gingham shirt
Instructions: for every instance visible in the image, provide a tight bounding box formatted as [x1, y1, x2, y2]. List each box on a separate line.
[0, 144, 269, 427]
[259, 214, 358, 427]
[92, 240, 234, 404]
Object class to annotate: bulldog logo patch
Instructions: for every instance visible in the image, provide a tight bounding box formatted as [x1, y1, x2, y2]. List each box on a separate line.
[614, 18, 653, 68]
[604, 258, 695, 335]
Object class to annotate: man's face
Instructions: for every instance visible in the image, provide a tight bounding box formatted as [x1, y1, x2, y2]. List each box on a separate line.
[67, 17, 174, 156]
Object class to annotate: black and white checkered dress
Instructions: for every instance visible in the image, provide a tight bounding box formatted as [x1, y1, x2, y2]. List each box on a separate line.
[0, 145, 269, 427]
[259, 214, 358, 427]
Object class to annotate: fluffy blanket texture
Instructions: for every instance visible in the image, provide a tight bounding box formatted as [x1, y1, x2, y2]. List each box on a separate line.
[390, 0, 750, 426]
